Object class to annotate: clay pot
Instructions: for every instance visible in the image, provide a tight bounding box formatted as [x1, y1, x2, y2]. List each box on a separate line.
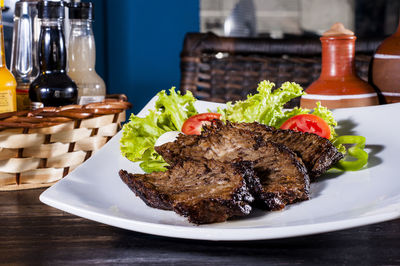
[371, 19, 400, 103]
[301, 35, 379, 109]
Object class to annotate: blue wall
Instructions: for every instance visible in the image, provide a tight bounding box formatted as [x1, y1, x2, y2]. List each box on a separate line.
[91, 0, 199, 115]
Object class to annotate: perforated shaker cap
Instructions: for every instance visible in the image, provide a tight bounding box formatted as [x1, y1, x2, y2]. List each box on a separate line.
[37, 0, 65, 19]
[68, 2, 93, 20]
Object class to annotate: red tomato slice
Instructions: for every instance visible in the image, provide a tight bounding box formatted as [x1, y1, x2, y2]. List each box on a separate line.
[181, 113, 222, 135]
[280, 114, 331, 139]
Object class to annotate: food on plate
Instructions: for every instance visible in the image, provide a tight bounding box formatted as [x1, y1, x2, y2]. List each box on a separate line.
[181, 112, 221, 135]
[118, 80, 369, 224]
[280, 114, 331, 139]
[119, 160, 258, 224]
[231, 122, 343, 179]
[155, 120, 310, 211]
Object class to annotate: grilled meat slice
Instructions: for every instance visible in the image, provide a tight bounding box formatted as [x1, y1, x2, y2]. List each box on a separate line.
[230, 122, 344, 179]
[155, 121, 310, 211]
[119, 160, 257, 224]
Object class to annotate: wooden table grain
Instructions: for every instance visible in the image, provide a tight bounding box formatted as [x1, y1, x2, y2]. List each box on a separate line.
[1, 188, 400, 265]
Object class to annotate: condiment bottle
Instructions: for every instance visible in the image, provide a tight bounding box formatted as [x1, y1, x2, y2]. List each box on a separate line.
[10, 0, 40, 111]
[67, 2, 105, 105]
[371, 17, 400, 103]
[29, 0, 77, 107]
[301, 23, 379, 109]
[0, 0, 17, 113]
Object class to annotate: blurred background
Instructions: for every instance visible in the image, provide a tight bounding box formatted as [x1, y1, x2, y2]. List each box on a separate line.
[2, 0, 399, 114]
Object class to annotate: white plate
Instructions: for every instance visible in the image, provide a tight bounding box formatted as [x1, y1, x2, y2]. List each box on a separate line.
[40, 96, 400, 241]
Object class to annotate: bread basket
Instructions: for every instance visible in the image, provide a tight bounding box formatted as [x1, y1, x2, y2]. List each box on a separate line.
[0, 95, 131, 191]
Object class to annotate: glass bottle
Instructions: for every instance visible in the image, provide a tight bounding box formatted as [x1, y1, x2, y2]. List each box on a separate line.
[0, 0, 17, 113]
[67, 2, 105, 105]
[29, 0, 77, 107]
[301, 23, 379, 109]
[10, 0, 40, 111]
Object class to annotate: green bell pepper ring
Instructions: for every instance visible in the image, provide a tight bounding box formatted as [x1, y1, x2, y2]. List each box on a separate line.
[332, 135, 368, 171]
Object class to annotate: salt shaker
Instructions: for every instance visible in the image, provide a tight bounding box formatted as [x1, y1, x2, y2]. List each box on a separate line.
[67, 2, 106, 105]
[10, 0, 40, 110]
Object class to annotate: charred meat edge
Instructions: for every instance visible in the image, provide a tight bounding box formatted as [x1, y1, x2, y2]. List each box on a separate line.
[119, 160, 259, 224]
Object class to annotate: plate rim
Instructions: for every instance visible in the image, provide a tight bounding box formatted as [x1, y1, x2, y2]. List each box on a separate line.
[39, 189, 400, 241]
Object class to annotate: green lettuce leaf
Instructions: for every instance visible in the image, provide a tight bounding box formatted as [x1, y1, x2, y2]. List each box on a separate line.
[217, 80, 305, 127]
[155, 88, 197, 131]
[120, 110, 164, 162]
[139, 158, 170, 173]
[120, 87, 197, 172]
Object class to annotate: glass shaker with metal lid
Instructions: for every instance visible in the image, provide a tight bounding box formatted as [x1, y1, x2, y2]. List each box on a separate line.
[67, 1, 106, 105]
[29, 0, 77, 107]
[10, 0, 40, 110]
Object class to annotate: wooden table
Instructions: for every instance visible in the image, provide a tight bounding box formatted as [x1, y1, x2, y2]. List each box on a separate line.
[1, 188, 399, 265]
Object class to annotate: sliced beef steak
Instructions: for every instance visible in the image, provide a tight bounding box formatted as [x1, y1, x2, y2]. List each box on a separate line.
[119, 160, 258, 224]
[230, 122, 344, 179]
[155, 121, 310, 211]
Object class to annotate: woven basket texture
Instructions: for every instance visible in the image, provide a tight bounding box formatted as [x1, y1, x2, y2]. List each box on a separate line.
[0, 96, 131, 191]
[180, 33, 382, 106]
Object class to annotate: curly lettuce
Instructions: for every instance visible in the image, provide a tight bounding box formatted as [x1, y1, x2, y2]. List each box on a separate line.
[120, 87, 197, 172]
[217, 81, 306, 126]
[217, 81, 339, 137]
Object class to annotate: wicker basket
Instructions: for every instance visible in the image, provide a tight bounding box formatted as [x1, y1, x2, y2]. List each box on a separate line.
[180, 32, 382, 106]
[0, 95, 131, 191]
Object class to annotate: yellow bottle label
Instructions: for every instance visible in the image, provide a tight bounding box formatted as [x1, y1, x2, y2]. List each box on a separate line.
[0, 90, 15, 113]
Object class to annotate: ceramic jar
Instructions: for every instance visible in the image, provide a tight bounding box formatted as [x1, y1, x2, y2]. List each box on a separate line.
[371, 19, 400, 103]
[301, 34, 379, 109]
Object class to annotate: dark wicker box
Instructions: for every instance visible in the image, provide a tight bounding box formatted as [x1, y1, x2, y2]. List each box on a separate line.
[180, 32, 382, 105]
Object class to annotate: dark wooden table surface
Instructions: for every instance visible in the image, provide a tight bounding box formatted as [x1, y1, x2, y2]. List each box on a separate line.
[1, 188, 400, 265]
